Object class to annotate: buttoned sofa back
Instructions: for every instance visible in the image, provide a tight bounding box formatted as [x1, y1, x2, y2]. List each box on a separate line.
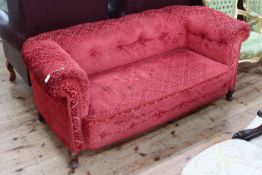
[28, 7, 187, 75]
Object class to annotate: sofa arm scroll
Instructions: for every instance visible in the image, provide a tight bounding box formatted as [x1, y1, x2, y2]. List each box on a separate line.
[22, 39, 89, 99]
[186, 8, 250, 66]
[22, 40, 89, 152]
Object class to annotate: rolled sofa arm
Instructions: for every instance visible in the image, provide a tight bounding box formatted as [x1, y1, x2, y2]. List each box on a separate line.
[22, 39, 89, 99]
[186, 7, 250, 66]
[22, 39, 89, 152]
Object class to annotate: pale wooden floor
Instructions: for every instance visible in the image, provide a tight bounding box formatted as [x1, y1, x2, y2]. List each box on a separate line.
[0, 42, 262, 175]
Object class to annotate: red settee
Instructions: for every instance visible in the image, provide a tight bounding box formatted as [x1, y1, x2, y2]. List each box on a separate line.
[22, 6, 249, 170]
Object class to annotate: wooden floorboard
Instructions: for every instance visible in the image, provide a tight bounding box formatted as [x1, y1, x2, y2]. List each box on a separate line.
[0, 43, 261, 175]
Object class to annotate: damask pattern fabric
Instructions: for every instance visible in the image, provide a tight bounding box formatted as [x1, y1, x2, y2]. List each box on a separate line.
[202, 0, 262, 62]
[84, 49, 232, 149]
[245, 0, 262, 32]
[22, 6, 250, 152]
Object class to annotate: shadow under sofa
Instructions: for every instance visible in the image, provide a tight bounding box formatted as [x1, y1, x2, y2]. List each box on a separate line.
[22, 5, 250, 173]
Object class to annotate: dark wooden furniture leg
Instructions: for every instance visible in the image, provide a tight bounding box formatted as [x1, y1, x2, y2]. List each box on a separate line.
[6, 61, 16, 81]
[226, 90, 234, 101]
[232, 108, 262, 141]
[68, 151, 79, 175]
[38, 113, 45, 123]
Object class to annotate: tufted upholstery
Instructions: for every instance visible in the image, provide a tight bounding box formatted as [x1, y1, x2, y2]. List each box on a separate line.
[240, 31, 262, 60]
[202, 0, 238, 18]
[22, 6, 249, 152]
[26, 9, 187, 75]
[245, 0, 262, 14]
[241, 0, 262, 60]
[243, 0, 262, 33]
[203, 0, 262, 62]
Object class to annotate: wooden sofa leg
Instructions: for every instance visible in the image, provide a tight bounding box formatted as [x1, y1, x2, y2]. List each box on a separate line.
[226, 90, 234, 101]
[68, 151, 79, 175]
[38, 113, 45, 123]
[6, 61, 16, 82]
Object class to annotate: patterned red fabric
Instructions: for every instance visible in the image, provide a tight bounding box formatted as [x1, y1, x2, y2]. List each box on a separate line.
[84, 49, 232, 149]
[22, 6, 249, 152]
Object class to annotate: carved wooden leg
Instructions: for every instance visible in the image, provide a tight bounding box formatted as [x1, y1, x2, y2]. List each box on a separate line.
[38, 113, 45, 123]
[226, 90, 234, 101]
[232, 108, 262, 141]
[232, 124, 262, 141]
[6, 61, 16, 81]
[68, 151, 79, 175]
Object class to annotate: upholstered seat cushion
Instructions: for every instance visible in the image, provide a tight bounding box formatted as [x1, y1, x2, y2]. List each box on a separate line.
[83, 49, 232, 149]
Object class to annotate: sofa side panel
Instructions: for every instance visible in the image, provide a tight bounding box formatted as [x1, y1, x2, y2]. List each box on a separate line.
[30, 74, 79, 152]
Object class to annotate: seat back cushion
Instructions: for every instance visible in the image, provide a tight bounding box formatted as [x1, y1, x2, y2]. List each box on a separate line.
[30, 7, 187, 75]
